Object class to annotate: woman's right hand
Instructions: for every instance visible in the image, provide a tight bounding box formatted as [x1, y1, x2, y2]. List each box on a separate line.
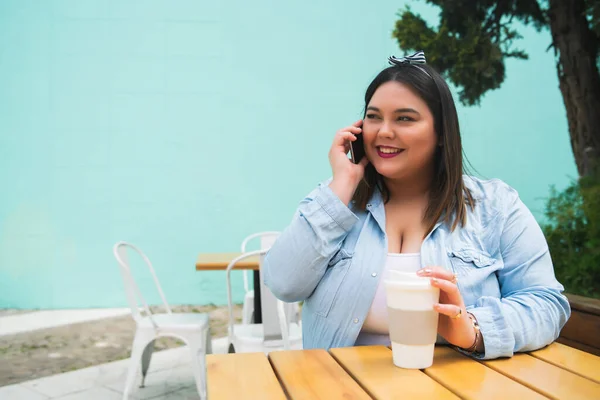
[328, 120, 369, 205]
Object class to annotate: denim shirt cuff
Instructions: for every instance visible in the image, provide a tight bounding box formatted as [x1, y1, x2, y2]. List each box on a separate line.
[314, 185, 359, 232]
[465, 304, 513, 360]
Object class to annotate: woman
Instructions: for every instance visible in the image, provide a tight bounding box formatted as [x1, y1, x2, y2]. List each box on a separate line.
[263, 52, 571, 359]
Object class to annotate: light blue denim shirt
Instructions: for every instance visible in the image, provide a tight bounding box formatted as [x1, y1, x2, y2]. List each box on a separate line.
[263, 176, 571, 359]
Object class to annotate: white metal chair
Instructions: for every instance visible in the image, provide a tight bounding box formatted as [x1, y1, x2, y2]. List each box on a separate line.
[226, 250, 302, 353]
[239, 231, 281, 324]
[113, 242, 211, 400]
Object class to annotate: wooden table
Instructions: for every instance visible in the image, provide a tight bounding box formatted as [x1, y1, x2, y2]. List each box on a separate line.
[207, 342, 600, 399]
[196, 252, 263, 323]
[196, 253, 260, 271]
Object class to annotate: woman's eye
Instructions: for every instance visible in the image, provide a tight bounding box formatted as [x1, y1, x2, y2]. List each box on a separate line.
[366, 114, 379, 119]
[398, 116, 413, 122]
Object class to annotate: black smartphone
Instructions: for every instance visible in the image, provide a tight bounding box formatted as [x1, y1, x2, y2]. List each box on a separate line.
[349, 131, 365, 164]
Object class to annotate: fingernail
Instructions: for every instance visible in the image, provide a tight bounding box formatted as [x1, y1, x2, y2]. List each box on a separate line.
[417, 268, 431, 276]
[431, 278, 438, 284]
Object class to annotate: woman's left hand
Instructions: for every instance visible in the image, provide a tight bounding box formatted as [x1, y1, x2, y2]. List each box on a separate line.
[417, 266, 475, 349]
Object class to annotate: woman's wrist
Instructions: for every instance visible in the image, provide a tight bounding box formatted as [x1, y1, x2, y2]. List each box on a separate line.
[462, 312, 484, 354]
[329, 176, 358, 206]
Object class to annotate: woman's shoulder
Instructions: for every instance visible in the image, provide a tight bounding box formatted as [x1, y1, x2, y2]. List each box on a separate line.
[463, 175, 521, 213]
[464, 175, 518, 196]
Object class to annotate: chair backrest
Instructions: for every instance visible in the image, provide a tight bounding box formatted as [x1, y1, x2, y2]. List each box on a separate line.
[225, 249, 295, 350]
[240, 231, 280, 253]
[240, 231, 280, 292]
[112, 241, 171, 325]
[225, 250, 266, 344]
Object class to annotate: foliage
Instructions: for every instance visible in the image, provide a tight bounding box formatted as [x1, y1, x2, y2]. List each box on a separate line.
[392, 0, 600, 106]
[542, 176, 600, 298]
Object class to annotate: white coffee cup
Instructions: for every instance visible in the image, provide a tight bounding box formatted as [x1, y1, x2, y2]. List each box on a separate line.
[383, 271, 440, 369]
[386, 253, 421, 273]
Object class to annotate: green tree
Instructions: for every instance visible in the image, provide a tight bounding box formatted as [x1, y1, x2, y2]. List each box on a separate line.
[543, 176, 600, 298]
[393, 0, 600, 179]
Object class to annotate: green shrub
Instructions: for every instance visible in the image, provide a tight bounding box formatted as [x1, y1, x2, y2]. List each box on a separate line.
[542, 176, 600, 299]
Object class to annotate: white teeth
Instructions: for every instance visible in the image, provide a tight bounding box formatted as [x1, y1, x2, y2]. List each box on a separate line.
[379, 147, 401, 154]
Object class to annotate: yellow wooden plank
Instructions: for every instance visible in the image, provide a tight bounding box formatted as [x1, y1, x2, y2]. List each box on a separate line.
[557, 337, 600, 357]
[483, 352, 600, 400]
[423, 347, 546, 400]
[530, 342, 600, 384]
[330, 346, 459, 399]
[269, 349, 371, 400]
[207, 353, 286, 400]
[196, 252, 260, 270]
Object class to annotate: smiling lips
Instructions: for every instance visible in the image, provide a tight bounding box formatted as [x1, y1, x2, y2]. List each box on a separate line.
[376, 146, 405, 158]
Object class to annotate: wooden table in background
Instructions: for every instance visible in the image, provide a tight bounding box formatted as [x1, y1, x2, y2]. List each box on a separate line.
[207, 342, 600, 399]
[196, 252, 263, 323]
[196, 253, 260, 271]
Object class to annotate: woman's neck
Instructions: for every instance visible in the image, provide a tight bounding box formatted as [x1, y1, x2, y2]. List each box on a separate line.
[383, 170, 434, 205]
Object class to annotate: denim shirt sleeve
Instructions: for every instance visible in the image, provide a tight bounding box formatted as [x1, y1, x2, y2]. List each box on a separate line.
[469, 186, 571, 359]
[263, 179, 359, 302]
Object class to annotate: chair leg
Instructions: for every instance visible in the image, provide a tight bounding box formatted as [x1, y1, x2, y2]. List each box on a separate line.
[123, 330, 154, 400]
[205, 329, 213, 355]
[188, 337, 208, 400]
[242, 296, 253, 325]
[140, 339, 155, 388]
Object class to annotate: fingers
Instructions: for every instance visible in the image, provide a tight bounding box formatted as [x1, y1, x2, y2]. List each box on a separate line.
[343, 141, 350, 154]
[430, 277, 465, 314]
[333, 120, 363, 147]
[333, 130, 358, 148]
[430, 277, 459, 296]
[339, 124, 362, 136]
[330, 120, 367, 168]
[417, 266, 457, 283]
[341, 126, 361, 137]
[434, 303, 463, 319]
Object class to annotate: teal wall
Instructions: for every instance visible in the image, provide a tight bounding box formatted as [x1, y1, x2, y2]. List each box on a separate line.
[0, 1, 577, 309]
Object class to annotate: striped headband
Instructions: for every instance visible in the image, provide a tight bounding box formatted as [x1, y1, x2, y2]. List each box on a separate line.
[388, 50, 431, 77]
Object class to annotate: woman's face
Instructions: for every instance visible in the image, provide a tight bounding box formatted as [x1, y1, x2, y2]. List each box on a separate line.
[362, 81, 438, 181]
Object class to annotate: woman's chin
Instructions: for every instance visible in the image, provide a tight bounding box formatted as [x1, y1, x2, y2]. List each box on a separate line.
[373, 164, 405, 180]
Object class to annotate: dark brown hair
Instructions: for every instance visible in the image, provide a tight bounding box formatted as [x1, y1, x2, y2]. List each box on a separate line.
[352, 63, 475, 235]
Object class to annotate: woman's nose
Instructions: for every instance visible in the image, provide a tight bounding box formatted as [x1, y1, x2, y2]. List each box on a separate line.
[377, 123, 394, 139]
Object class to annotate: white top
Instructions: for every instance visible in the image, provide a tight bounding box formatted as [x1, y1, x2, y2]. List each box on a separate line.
[355, 252, 421, 346]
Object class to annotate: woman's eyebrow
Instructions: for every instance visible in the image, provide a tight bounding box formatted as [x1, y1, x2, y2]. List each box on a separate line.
[367, 106, 420, 115]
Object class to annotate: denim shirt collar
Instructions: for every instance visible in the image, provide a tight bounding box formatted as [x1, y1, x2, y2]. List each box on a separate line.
[366, 186, 386, 234]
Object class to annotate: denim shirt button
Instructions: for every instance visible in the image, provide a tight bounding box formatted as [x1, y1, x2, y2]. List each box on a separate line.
[371, 272, 377, 277]
[353, 318, 359, 324]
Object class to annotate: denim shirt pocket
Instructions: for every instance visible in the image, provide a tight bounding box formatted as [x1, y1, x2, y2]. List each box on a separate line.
[311, 248, 353, 318]
[447, 247, 503, 307]
[447, 248, 495, 274]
